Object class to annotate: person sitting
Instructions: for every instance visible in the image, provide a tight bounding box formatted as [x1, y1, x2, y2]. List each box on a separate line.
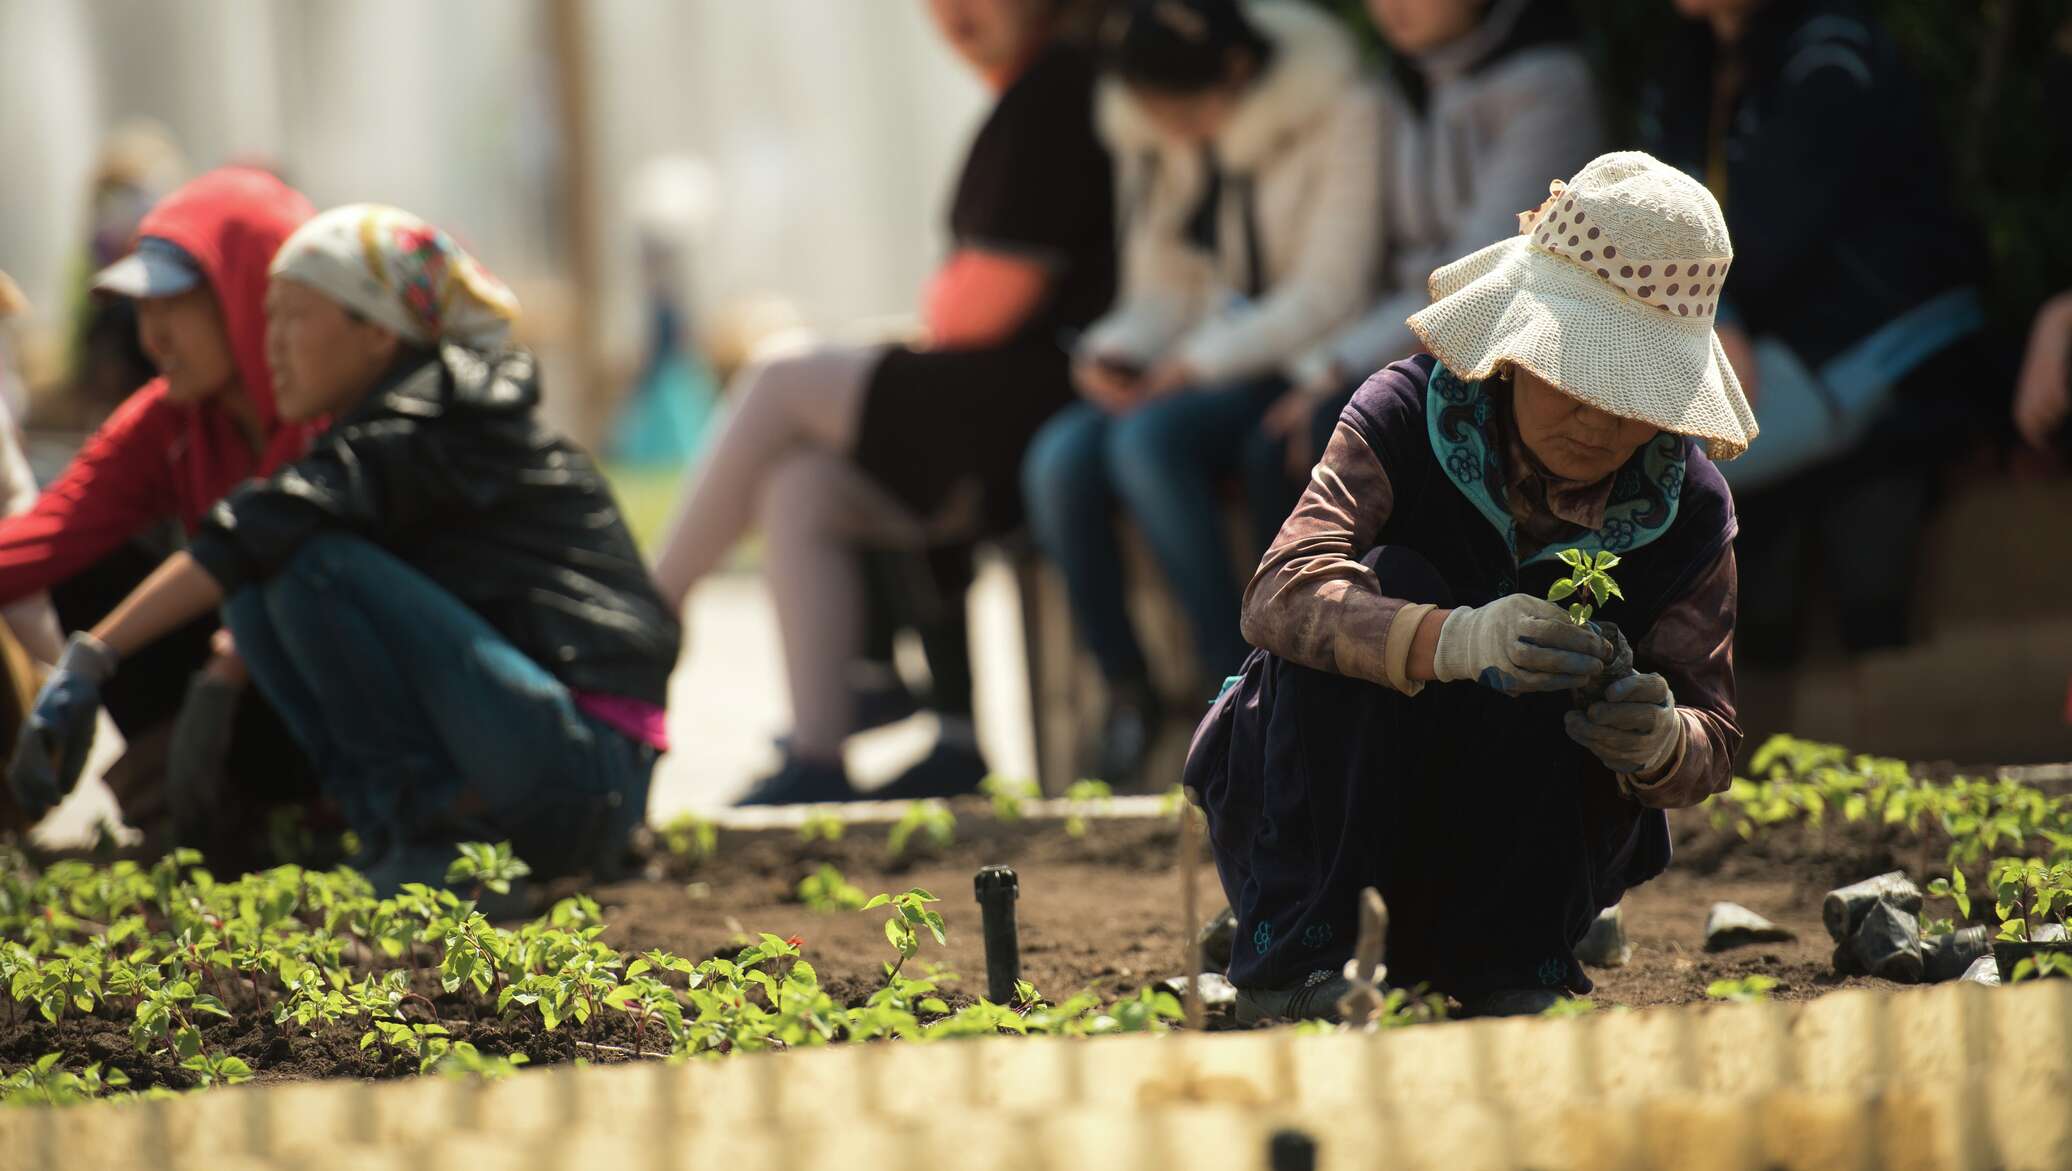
[1020, 0, 1381, 785]
[1187, 152, 1754, 1020]
[651, 0, 1116, 805]
[7, 205, 681, 895]
[1247, 0, 1605, 547]
[0, 168, 320, 866]
[1642, 0, 1989, 663]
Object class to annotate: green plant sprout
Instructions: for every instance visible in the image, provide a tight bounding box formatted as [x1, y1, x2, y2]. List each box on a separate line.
[979, 776, 1038, 822]
[657, 813, 719, 865]
[887, 801, 956, 859]
[1548, 549, 1623, 625]
[1063, 779, 1113, 838]
[862, 888, 947, 988]
[797, 809, 846, 844]
[1704, 974, 1779, 1003]
[1539, 996, 1597, 1019]
[797, 865, 869, 914]
[445, 841, 531, 898]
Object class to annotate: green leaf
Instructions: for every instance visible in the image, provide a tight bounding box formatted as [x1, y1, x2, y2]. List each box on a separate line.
[861, 894, 892, 910]
[1547, 578, 1578, 602]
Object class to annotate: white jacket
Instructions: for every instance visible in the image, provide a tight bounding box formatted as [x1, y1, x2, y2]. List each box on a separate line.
[1292, 0, 1605, 385]
[1079, 0, 1381, 385]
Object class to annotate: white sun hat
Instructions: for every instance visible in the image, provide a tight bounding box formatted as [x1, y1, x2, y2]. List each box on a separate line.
[1407, 150, 1757, 459]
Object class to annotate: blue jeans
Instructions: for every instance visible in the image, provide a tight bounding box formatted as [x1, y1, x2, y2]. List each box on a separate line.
[221, 533, 656, 883]
[1021, 379, 1285, 697]
[1240, 382, 1356, 554]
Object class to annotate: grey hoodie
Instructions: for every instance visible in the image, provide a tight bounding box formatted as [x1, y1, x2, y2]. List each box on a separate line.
[1292, 0, 1604, 386]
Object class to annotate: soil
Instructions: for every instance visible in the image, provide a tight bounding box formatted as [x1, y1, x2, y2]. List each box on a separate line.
[1, 803, 1924, 1090]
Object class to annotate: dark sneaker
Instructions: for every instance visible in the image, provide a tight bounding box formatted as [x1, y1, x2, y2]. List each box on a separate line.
[874, 734, 987, 802]
[1235, 970, 1354, 1026]
[736, 756, 856, 807]
[1094, 678, 1160, 788]
[1457, 988, 1568, 1018]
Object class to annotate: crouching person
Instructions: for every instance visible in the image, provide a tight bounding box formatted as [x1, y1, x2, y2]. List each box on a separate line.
[1186, 153, 1755, 1021]
[7, 206, 681, 893]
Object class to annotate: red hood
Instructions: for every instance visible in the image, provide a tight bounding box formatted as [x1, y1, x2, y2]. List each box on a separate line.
[135, 167, 314, 439]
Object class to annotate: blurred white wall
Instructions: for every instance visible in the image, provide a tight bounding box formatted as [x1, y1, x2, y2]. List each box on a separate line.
[0, 0, 990, 392]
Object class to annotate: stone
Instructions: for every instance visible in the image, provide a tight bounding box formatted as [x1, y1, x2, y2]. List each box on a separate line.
[1162, 972, 1238, 1008]
[1704, 902, 1796, 952]
[1576, 905, 1632, 967]
[1823, 872, 1921, 943]
[1921, 926, 1991, 984]
[1199, 908, 1237, 972]
[1958, 954, 2001, 986]
[1849, 899, 1924, 983]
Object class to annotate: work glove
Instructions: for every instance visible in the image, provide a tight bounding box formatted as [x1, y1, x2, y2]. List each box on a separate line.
[1564, 672, 1683, 776]
[7, 633, 116, 820]
[1432, 595, 1612, 696]
[168, 672, 242, 844]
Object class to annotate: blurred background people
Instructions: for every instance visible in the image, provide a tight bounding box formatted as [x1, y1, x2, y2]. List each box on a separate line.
[651, 0, 1115, 805]
[68, 121, 187, 428]
[1021, 0, 1380, 785]
[1247, 0, 1603, 547]
[0, 273, 66, 839]
[0, 168, 319, 866]
[10, 205, 681, 895]
[1642, 0, 1991, 664]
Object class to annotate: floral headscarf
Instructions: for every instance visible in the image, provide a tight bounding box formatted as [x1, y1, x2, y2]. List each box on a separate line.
[269, 204, 519, 348]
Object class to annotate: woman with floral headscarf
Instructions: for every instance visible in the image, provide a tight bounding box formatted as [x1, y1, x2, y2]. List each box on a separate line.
[8, 205, 681, 895]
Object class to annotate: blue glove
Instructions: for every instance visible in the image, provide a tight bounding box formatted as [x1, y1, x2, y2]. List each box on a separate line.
[7, 634, 115, 820]
[1564, 672, 1682, 776]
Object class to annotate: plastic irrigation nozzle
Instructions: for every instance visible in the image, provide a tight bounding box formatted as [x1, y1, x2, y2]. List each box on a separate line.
[1268, 1129, 1317, 1171]
[973, 864, 1021, 1004]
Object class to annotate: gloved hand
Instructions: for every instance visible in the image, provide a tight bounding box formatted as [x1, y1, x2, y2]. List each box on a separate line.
[1564, 672, 1683, 775]
[168, 671, 242, 844]
[7, 633, 116, 820]
[1432, 595, 1612, 696]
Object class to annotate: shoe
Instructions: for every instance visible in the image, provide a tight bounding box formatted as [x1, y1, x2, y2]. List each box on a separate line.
[1094, 679, 1160, 788]
[874, 730, 987, 801]
[851, 666, 923, 732]
[1457, 988, 1568, 1018]
[1234, 970, 1354, 1026]
[771, 671, 923, 756]
[736, 756, 856, 806]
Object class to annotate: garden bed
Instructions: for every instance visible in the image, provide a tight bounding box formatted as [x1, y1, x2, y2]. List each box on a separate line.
[1, 791, 1921, 1098]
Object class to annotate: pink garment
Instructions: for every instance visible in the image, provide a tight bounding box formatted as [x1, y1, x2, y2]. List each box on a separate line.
[575, 692, 670, 751]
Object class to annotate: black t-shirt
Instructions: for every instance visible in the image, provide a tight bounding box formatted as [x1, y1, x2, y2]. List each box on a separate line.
[945, 44, 1116, 344]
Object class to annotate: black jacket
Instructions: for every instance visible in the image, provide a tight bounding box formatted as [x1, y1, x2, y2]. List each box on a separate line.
[1640, 0, 1982, 371]
[190, 345, 682, 707]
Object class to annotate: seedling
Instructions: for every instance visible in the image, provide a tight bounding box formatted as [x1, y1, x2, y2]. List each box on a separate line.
[797, 865, 868, 913]
[657, 813, 719, 865]
[797, 809, 846, 844]
[1703, 974, 1778, 1003]
[887, 801, 956, 859]
[1548, 549, 1623, 625]
[1539, 996, 1597, 1019]
[863, 888, 946, 987]
[1063, 779, 1113, 838]
[435, 1042, 529, 1081]
[445, 842, 531, 898]
[980, 776, 1038, 822]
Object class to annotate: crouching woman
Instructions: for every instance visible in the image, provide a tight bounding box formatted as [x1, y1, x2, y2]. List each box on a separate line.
[1187, 153, 1756, 1021]
[8, 206, 681, 893]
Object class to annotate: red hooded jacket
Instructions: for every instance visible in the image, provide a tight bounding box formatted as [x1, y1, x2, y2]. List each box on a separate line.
[0, 168, 318, 606]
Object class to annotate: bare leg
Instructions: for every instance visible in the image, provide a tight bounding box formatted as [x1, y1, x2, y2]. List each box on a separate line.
[758, 451, 932, 761]
[650, 345, 883, 608]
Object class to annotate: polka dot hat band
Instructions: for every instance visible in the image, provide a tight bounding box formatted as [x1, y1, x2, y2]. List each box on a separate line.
[1524, 181, 1733, 321]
